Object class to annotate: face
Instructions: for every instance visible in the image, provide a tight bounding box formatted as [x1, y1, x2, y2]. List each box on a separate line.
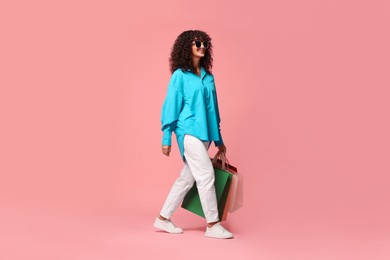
[191, 38, 208, 58]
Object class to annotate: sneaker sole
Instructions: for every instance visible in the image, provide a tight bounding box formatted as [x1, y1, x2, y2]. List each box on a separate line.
[205, 232, 234, 239]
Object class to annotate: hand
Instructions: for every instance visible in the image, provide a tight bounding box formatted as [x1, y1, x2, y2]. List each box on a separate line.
[217, 144, 226, 154]
[162, 145, 171, 157]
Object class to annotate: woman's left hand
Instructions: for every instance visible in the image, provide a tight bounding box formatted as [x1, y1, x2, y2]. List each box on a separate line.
[217, 144, 226, 154]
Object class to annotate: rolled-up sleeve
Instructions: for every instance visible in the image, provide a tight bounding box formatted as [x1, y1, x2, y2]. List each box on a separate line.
[161, 71, 184, 146]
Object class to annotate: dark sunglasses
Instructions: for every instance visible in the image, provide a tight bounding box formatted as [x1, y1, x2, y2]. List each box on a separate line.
[192, 40, 209, 49]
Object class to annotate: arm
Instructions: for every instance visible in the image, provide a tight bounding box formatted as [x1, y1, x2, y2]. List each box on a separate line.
[161, 71, 184, 149]
[213, 81, 224, 147]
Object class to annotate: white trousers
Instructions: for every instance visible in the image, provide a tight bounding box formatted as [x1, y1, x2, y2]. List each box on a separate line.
[160, 134, 219, 223]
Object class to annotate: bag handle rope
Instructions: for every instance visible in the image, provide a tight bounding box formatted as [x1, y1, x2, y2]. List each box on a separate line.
[212, 151, 229, 171]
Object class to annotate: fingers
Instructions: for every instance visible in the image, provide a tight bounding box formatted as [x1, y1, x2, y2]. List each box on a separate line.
[218, 144, 227, 154]
[162, 145, 171, 156]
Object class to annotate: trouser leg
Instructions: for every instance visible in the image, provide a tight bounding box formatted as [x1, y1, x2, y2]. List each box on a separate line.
[160, 161, 195, 219]
[183, 134, 219, 223]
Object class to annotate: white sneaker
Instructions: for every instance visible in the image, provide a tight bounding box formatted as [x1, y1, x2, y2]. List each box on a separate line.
[153, 217, 183, 234]
[205, 223, 234, 239]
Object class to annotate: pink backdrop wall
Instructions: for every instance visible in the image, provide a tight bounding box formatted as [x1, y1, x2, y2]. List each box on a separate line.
[1, 0, 389, 259]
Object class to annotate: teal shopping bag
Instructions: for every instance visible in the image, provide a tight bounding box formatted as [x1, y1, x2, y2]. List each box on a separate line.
[181, 167, 232, 220]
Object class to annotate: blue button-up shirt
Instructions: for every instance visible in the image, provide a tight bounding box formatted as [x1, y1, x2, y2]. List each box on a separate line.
[161, 66, 224, 161]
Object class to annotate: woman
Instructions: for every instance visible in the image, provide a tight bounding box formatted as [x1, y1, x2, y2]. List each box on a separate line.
[153, 30, 233, 239]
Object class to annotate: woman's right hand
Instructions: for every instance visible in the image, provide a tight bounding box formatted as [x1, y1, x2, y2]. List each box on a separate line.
[162, 145, 171, 157]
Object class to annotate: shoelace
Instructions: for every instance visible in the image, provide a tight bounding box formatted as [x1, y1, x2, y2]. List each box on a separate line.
[211, 223, 227, 233]
[163, 220, 176, 229]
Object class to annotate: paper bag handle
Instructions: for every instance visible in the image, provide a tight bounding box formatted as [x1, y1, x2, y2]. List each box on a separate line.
[212, 151, 228, 171]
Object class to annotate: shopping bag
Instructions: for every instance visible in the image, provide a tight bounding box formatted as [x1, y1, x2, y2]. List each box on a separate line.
[212, 151, 233, 221]
[213, 151, 243, 213]
[181, 155, 232, 220]
[227, 173, 243, 212]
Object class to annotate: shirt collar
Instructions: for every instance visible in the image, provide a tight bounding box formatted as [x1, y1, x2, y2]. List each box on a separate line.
[186, 66, 206, 79]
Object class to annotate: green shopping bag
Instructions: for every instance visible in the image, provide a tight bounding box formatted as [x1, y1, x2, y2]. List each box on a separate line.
[181, 162, 232, 220]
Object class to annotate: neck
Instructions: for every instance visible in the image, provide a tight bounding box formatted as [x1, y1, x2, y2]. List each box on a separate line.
[192, 57, 201, 69]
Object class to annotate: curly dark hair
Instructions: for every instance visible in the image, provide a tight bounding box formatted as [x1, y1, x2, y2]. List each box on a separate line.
[169, 30, 213, 75]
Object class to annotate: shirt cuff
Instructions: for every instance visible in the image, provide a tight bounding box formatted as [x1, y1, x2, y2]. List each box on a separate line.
[162, 127, 172, 146]
[214, 137, 224, 146]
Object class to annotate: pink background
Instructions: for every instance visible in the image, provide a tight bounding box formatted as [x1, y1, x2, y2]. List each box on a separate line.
[1, 0, 390, 259]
